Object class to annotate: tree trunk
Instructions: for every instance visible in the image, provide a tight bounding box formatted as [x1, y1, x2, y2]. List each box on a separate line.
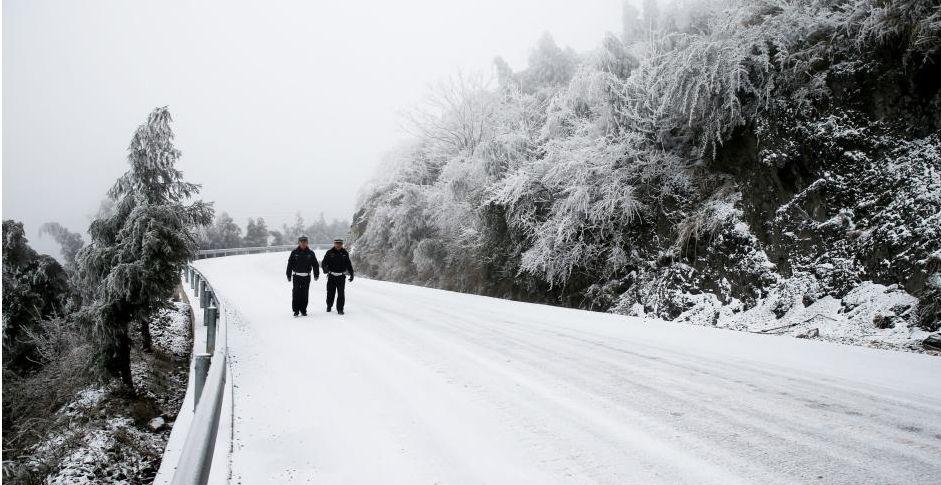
[116, 331, 135, 395]
[140, 318, 152, 353]
[104, 309, 136, 397]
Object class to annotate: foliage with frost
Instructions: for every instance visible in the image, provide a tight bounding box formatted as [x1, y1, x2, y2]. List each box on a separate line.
[351, 0, 941, 339]
[75, 107, 212, 390]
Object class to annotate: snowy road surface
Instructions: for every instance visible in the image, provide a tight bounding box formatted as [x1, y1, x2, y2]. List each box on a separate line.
[193, 252, 941, 484]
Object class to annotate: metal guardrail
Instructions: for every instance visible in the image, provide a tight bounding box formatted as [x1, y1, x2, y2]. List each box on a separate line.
[169, 263, 229, 485]
[197, 244, 331, 259]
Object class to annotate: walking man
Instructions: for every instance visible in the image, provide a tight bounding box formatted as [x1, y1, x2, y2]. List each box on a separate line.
[321, 238, 354, 315]
[286, 235, 320, 316]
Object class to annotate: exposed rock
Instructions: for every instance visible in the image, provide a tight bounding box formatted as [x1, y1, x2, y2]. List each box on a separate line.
[147, 416, 166, 432]
[923, 334, 941, 351]
[797, 328, 820, 339]
[873, 312, 896, 329]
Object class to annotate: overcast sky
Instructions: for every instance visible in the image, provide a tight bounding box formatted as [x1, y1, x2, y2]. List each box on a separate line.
[3, 0, 624, 255]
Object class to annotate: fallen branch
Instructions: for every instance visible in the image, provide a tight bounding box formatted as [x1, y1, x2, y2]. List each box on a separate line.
[750, 313, 838, 334]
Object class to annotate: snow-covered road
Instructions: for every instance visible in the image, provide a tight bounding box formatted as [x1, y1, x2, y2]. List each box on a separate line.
[193, 252, 941, 484]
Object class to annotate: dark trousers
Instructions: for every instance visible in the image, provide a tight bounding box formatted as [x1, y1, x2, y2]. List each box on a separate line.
[326, 274, 346, 311]
[292, 275, 311, 312]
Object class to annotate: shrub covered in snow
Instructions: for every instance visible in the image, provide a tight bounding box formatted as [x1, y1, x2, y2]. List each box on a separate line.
[351, 0, 941, 349]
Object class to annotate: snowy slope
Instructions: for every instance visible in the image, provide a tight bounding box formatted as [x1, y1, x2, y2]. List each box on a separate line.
[193, 252, 941, 485]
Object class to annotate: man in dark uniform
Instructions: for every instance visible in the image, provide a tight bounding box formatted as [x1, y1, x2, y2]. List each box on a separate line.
[286, 235, 320, 316]
[321, 238, 354, 315]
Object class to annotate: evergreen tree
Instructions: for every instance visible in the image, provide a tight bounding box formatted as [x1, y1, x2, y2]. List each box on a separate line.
[641, 0, 660, 34]
[524, 32, 577, 87]
[493, 56, 516, 90]
[2, 220, 70, 371]
[268, 229, 289, 245]
[39, 222, 85, 266]
[281, 212, 306, 243]
[246, 219, 257, 244]
[243, 217, 270, 247]
[213, 212, 242, 248]
[75, 107, 212, 391]
[622, 1, 641, 43]
[253, 217, 269, 245]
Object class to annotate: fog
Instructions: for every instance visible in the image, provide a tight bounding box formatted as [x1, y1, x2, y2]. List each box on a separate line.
[3, 0, 623, 256]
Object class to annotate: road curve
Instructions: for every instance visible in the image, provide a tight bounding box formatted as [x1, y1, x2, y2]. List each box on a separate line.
[193, 252, 941, 485]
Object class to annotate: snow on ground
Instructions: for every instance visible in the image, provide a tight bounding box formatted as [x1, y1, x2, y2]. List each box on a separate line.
[23, 383, 167, 485]
[194, 251, 941, 484]
[37, 416, 164, 485]
[150, 301, 194, 358]
[665, 276, 934, 351]
[17, 302, 192, 485]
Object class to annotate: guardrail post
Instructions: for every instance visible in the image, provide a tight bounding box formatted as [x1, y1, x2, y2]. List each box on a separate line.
[199, 280, 207, 299]
[190, 272, 198, 290]
[193, 353, 211, 411]
[203, 305, 213, 328]
[201, 288, 213, 309]
[205, 306, 218, 354]
[184, 266, 189, 283]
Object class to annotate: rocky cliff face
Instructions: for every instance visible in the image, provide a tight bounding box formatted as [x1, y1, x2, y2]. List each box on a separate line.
[616, 40, 941, 345]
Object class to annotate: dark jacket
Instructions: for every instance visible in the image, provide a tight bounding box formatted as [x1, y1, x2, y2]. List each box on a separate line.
[321, 247, 354, 277]
[286, 247, 320, 279]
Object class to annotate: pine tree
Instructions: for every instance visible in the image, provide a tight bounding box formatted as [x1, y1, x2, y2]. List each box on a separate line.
[243, 217, 270, 247]
[641, 0, 660, 34]
[268, 229, 289, 245]
[283, 212, 306, 242]
[253, 217, 269, 245]
[213, 212, 242, 248]
[2, 220, 70, 372]
[39, 222, 84, 266]
[525, 33, 577, 87]
[75, 107, 213, 392]
[622, 1, 641, 43]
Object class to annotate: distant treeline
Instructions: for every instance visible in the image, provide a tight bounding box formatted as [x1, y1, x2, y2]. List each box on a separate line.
[197, 212, 350, 249]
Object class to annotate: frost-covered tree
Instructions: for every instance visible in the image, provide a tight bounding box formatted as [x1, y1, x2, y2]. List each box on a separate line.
[39, 222, 84, 266]
[2, 220, 70, 372]
[268, 229, 289, 245]
[622, 1, 642, 43]
[493, 56, 516, 90]
[303, 212, 349, 243]
[243, 217, 269, 247]
[281, 212, 306, 242]
[352, 0, 941, 331]
[213, 212, 242, 249]
[75, 107, 212, 391]
[200, 212, 242, 249]
[523, 33, 578, 88]
[214, 213, 242, 248]
[642, 0, 660, 34]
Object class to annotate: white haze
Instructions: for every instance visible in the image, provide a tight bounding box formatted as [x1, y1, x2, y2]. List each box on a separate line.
[2, 0, 624, 256]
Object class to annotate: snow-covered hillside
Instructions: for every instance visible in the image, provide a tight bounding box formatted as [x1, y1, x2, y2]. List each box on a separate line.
[350, 0, 941, 346]
[195, 252, 941, 484]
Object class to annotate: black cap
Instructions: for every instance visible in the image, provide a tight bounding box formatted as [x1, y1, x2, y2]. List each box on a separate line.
[333, 238, 344, 244]
[298, 235, 309, 242]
